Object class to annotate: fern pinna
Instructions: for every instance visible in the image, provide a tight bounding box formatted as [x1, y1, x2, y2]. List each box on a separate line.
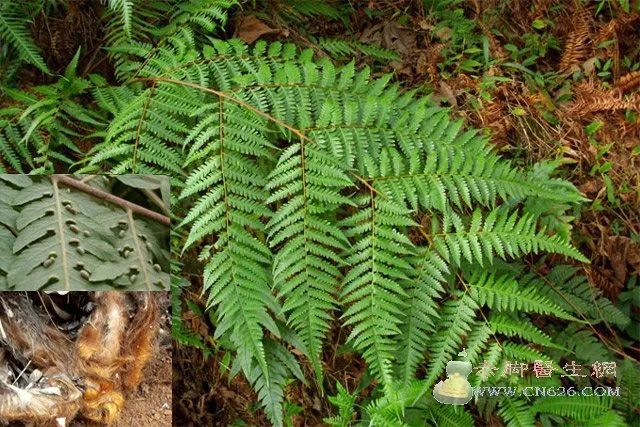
[1, 2, 636, 423]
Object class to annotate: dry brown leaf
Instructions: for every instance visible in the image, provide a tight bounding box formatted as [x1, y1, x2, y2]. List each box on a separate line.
[608, 236, 640, 276]
[579, 179, 600, 195]
[235, 15, 279, 44]
[360, 21, 415, 57]
[439, 81, 458, 107]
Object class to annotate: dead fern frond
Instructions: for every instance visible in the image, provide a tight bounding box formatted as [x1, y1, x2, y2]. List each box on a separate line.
[477, 100, 513, 146]
[595, 12, 640, 45]
[559, 6, 593, 73]
[615, 71, 640, 95]
[570, 93, 640, 115]
[568, 80, 640, 115]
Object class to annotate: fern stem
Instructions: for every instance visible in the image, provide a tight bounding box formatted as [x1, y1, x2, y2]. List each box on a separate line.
[51, 179, 71, 290]
[132, 82, 156, 172]
[52, 175, 170, 225]
[142, 77, 382, 196]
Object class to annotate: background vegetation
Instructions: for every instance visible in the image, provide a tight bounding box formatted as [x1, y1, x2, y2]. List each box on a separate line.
[0, 0, 638, 426]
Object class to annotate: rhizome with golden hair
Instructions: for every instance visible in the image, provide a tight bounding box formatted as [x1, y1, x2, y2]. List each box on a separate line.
[0, 292, 160, 426]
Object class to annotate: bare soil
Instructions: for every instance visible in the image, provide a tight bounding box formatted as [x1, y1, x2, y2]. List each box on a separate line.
[111, 345, 172, 427]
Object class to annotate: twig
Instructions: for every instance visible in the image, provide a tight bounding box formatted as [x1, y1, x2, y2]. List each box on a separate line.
[52, 175, 171, 226]
[12, 360, 31, 385]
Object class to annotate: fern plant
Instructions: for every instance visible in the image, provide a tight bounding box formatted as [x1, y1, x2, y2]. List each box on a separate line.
[0, 174, 170, 290]
[74, 30, 627, 423]
[78, 28, 616, 423]
[0, 49, 105, 173]
[0, 3, 49, 73]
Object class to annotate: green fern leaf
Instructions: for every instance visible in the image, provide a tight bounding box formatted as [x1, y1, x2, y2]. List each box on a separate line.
[423, 292, 478, 388]
[489, 313, 564, 349]
[179, 99, 276, 386]
[107, 0, 135, 40]
[467, 270, 574, 319]
[531, 396, 613, 421]
[0, 8, 49, 73]
[267, 143, 352, 382]
[2, 175, 169, 291]
[341, 194, 417, 386]
[396, 249, 448, 386]
[528, 265, 629, 327]
[324, 382, 357, 427]
[6, 178, 116, 290]
[498, 398, 535, 427]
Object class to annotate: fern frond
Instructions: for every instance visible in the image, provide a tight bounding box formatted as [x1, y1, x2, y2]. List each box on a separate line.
[498, 398, 535, 427]
[96, 207, 170, 289]
[280, 0, 347, 23]
[324, 382, 357, 427]
[341, 194, 417, 386]
[267, 142, 352, 382]
[69, 35, 594, 424]
[0, 109, 36, 173]
[489, 313, 561, 349]
[423, 292, 478, 388]
[467, 270, 574, 319]
[616, 359, 640, 418]
[579, 411, 628, 427]
[432, 208, 588, 268]
[528, 265, 629, 327]
[365, 380, 424, 427]
[463, 320, 493, 366]
[426, 402, 475, 427]
[396, 248, 448, 386]
[87, 82, 192, 175]
[240, 339, 305, 427]
[0, 54, 104, 173]
[554, 324, 613, 363]
[179, 98, 275, 386]
[107, 0, 135, 40]
[531, 396, 612, 421]
[6, 178, 116, 290]
[0, 8, 49, 73]
[502, 342, 550, 364]
[317, 37, 400, 62]
[161, 0, 236, 37]
[1, 175, 170, 291]
[171, 275, 213, 356]
[368, 141, 580, 213]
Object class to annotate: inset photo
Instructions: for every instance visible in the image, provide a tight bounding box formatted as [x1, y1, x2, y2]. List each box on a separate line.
[0, 175, 170, 291]
[0, 291, 171, 426]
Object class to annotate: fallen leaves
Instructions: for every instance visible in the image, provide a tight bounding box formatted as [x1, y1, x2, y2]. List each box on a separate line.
[235, 15, 280, 44]
[606, 235, 640, 286]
